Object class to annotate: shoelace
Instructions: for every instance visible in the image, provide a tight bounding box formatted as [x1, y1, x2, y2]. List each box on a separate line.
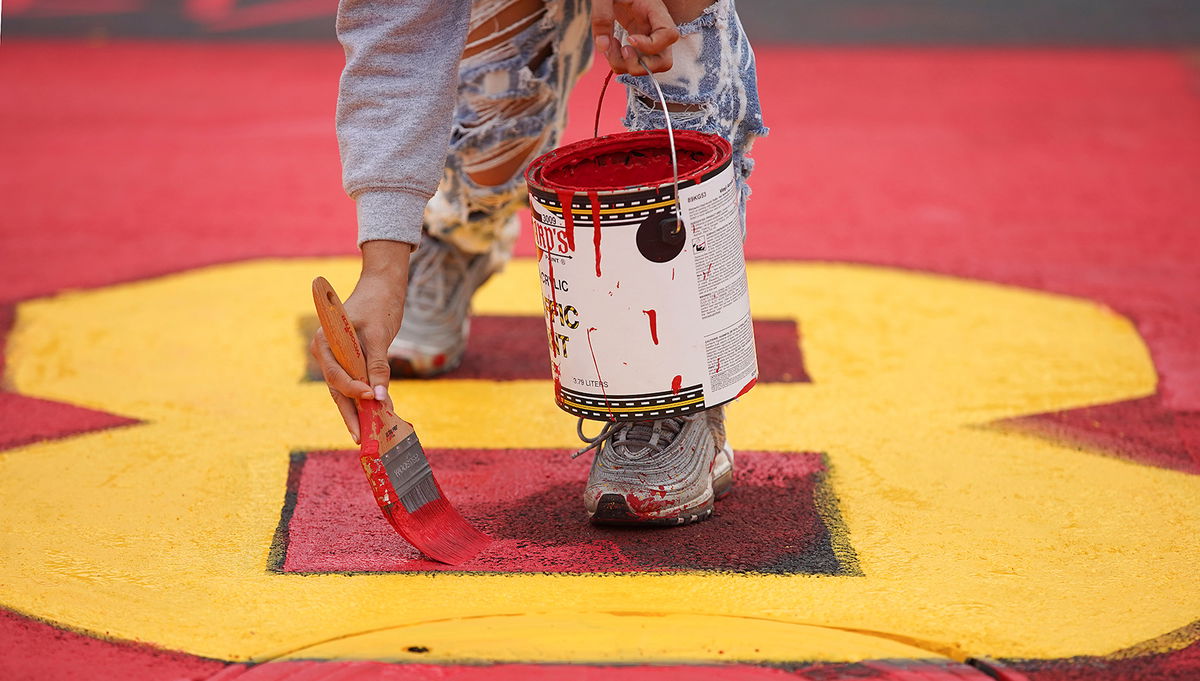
[572, 416, 688, 459]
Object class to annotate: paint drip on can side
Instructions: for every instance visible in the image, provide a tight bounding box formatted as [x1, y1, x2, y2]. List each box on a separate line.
[527, 130, 758, 421]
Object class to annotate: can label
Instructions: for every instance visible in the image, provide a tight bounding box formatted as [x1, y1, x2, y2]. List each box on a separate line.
[533, 161, 757, 421]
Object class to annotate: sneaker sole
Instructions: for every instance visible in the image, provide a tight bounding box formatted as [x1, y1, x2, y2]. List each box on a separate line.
[590, 493, 715, 526]
[590, 443, 735, 527]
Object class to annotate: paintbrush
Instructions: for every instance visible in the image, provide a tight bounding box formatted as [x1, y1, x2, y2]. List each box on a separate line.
[312, 276, 490, 564]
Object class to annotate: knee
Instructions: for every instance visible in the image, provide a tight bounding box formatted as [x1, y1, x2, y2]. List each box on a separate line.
[458, 0, 562, 187]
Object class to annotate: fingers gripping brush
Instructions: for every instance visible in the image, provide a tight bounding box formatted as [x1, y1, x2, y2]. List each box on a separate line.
[312, 277, 491, 564]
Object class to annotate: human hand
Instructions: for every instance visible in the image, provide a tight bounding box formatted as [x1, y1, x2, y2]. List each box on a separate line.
[309, 240, 412, 443]
[592, 0, 680, 75]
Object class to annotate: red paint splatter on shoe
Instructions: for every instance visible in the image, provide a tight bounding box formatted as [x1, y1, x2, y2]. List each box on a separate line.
[555, 189, 575, 251]
[588, 190, 602, 278]
[642, 309, 659, 345]
[734, 377, 757, 399]
[586, 326, 615, 420]
[433, 353, 446, 368]
[626, 492, 673, 515]
[671, 375, 682, 395]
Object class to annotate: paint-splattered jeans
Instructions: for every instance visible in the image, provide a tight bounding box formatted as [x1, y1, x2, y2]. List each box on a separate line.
[428, 0, 767, 260]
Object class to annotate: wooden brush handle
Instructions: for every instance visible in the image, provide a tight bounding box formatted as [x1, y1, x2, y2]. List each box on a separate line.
[312, 276, 369, 384]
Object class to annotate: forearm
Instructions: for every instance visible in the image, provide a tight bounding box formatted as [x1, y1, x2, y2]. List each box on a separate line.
[335, 0, 471, 246]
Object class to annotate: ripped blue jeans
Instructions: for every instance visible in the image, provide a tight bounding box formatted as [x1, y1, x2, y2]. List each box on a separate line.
[428, 0, 767, 259]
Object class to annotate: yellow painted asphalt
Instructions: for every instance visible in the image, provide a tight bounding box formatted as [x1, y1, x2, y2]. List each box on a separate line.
[1, 258, 1196, 664]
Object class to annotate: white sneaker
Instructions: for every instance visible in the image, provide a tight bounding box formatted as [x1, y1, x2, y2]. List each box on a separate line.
[388, 231, 500, 378]
[576, 407, 733, 525]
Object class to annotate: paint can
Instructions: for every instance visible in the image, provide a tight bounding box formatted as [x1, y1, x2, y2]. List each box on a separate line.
[526, 79, 757, 422]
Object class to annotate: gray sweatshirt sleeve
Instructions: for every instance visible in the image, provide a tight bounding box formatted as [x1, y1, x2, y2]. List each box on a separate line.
[335, 0, 471, 246]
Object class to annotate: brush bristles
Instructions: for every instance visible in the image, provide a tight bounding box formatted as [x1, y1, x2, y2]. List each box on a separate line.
[386, 497, 490, 564]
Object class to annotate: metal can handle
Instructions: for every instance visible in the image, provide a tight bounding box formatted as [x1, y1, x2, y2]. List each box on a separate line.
[593, 57, 681, 224]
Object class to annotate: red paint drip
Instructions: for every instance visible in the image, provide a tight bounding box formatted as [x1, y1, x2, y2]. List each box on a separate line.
[546, 254, 558, 357]
[642, 309, 659, 345]
[586, 327, 615, 420]
[555, 189, 575, 251]
[588, 190, 602, 277]
[671, 375, 682, 395]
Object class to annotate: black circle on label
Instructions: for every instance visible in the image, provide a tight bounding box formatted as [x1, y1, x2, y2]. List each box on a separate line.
[636, 213, 687, 263]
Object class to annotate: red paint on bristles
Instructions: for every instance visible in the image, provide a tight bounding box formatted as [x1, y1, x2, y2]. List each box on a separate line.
[383, 486, 491, 565]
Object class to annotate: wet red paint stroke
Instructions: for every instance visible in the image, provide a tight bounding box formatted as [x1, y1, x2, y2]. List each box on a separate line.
[555, 189, 575, 251]
[586, 326, 614, 419]
[671, 374, 682, 395]
[642, 309, 659, 345]
[588, 190, 603, 277]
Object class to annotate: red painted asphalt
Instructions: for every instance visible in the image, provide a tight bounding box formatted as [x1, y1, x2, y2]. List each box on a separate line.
[1, 40, 1198, 680]
[278, 449, 839, 574]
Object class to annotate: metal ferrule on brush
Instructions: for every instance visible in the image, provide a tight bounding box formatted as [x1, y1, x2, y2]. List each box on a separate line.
[380, 432, 440, 513]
